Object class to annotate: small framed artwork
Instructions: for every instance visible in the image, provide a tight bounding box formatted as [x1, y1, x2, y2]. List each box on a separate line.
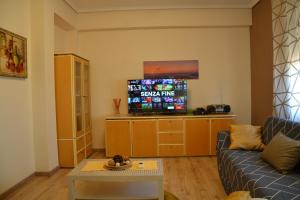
[0, 27, 27, 78]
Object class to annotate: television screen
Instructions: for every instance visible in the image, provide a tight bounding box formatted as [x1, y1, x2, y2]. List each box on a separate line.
[128, 79, 187, 114]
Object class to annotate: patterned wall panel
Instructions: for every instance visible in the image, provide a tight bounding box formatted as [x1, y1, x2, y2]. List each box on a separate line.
[272, 0, 300, 122]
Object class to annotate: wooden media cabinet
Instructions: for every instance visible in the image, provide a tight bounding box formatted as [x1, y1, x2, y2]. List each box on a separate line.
[105, 114, 236, 157]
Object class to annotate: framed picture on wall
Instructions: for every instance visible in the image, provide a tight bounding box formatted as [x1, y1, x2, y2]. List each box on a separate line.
[0, 27, 27, 78]
[144, 60, 199, 79]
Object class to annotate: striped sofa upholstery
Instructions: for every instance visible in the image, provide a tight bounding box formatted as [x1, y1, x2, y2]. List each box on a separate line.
[216, 117, 300, 200]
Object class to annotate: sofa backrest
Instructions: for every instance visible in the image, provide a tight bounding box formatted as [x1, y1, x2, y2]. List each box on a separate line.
[262, 117, 300, 145]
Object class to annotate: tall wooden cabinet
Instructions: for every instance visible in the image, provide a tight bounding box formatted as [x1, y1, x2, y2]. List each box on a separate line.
[55, 54, 93, 167]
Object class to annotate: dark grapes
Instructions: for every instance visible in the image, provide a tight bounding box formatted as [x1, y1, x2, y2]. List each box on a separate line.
[113, 155, 124, 165]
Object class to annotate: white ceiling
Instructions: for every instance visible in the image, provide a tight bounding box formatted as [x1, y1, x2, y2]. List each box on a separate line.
[65, 0, 260, 13]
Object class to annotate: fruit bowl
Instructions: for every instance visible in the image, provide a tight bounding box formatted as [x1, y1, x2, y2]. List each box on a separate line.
[104, 155, 132, 170]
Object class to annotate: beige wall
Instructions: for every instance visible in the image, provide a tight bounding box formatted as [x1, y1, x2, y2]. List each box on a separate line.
[250, 0, 273, 126]
[54, 25, 78, 54]
[78, 9, 251, 30]
[31, 0, 77, 173]
[54, 25, 69, 53]
[54, 0, 78, 29]
[54, 13, 79, 54]
[78, 26, 251, 148]
[30, 0, 59, 172]
[77, 9, 252, 149]
[0, 0, 35, 194]
[0, 0, 77, 195]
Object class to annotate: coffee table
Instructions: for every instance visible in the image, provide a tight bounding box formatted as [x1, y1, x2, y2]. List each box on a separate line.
[67, 158, 164, 200]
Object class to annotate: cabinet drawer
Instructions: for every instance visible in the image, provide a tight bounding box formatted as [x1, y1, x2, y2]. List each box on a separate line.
[76, 136, 85, 152]
[86, 145, 93, 157]
[85, 132, 92, 145]
[77, 150, 85, 164]
[159, 133, 183, 144]
[159, 145, 184, 156]
[158, 119, 183, 132]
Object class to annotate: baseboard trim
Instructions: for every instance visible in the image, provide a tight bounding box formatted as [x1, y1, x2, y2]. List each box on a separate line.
[0, 166, 60, 199]
[35, 166, 60, 177]
[0, 173, 35, 199]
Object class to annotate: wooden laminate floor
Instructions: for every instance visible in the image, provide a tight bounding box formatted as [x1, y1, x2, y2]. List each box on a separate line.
[4, 153, 226, 200]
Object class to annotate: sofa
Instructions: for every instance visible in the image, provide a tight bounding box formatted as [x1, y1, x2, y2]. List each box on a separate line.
[216, 117, 300, 199]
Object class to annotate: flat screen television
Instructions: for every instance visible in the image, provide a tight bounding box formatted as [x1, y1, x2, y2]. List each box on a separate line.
[128, 79, 187, 114]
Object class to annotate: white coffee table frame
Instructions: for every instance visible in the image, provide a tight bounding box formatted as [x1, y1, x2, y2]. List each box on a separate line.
[67, 159, 164, 200]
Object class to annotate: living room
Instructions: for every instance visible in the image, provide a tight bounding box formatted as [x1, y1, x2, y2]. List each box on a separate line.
[1, 0, 288, 199]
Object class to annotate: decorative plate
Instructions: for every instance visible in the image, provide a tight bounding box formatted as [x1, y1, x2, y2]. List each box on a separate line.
[104, 160, 132, 170]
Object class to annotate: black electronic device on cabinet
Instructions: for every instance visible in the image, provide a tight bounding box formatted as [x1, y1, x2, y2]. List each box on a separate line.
[193, 107, 207, 115]
[206, 104, 231, 114]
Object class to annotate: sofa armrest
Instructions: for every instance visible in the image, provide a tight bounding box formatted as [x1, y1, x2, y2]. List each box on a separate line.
[216, 131, 230, 152]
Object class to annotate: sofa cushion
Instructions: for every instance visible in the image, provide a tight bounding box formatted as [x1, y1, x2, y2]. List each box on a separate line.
[261, 117, 300, 173]
[229, 125, 264, 150]
[261, 132, 300, 173]
[224, 191, 252, 200]
[224, 191, 268, 200]
[218, 149, 300, 199]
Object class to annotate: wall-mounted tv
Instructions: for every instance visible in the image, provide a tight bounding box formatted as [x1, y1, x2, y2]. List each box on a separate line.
[128, 79, 187, 114]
